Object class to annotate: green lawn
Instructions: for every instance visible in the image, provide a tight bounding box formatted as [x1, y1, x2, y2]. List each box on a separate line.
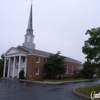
[75, 84, 100, 97]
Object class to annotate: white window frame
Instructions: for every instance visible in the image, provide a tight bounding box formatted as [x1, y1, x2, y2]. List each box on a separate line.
[36, 57, 40, 63]
[35, 68, 39, 75]
[44, 58, 47, 63]
[65, 64, 68, 74]
[71, 65, 74, 74]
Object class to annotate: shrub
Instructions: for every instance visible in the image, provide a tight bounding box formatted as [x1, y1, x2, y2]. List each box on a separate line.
[19, 70, 25, 79]
[63, 76, 66, 79]
[34, 77, 40, 81]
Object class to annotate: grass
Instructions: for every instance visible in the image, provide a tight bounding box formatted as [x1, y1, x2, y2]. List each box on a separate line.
[43, 78, 88, 82]
[75, 84, 100, 97]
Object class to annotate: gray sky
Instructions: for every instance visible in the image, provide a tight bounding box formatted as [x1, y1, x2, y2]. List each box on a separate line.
[0, 0, 100, 63]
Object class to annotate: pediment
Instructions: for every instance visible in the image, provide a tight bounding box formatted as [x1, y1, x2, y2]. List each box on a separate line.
[5, 47, 20, 55]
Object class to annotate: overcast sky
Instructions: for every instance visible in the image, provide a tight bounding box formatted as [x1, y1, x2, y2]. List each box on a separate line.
[0, 0, 100, 63]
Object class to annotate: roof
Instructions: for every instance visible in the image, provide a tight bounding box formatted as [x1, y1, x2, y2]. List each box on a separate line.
[17, 46, 82, 64]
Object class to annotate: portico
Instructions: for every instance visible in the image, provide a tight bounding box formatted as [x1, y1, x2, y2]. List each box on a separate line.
[3, 54, 27, 78]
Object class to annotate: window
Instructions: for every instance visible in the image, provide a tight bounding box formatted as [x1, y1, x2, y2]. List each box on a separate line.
[71, 65, 74, 74]
[44, 58, 47, 63]
[65, 64, 68, 74]
[35, 68, 39, 75]
[36, 57, 40, 63]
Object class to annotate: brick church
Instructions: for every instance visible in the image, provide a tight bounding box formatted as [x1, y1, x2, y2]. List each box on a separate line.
[3, 4, 82, 80]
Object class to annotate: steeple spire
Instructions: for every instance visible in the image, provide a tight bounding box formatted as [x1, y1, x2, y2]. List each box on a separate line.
[22, 3, 35, 50]
[27, 4, 32, 30]
[26, 3, 33, 36]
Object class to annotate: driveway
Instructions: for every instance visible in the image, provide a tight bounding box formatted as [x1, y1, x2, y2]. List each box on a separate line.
[0, 78, 100, 100]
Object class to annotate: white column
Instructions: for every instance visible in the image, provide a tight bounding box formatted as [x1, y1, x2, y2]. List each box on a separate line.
[18, 56, 21, 78]
[3, 57, 6, 77]
[12, 56, 15, 78]
[24, 56, 27, 78]
[7, 57, 11, 77]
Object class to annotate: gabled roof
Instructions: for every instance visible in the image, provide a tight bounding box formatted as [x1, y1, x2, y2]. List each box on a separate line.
[5, 47, 20, 55]
[18, 46, 52, 57]
[65, 57, 81, 64]
[17, 46, 82, 64]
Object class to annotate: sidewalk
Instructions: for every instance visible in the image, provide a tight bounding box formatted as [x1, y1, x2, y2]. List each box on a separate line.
[1, 77, 99, 84]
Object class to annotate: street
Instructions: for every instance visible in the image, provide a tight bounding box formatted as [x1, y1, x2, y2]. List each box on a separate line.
[0, 78, 100, 100]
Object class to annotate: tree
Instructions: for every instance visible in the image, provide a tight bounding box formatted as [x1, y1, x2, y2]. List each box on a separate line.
[82, 27, 100, 63]
[81, 60, 95, 78]
[0, 54, 4, 77]
[44, 51, 66, 79]
[19, 70, 25, 79]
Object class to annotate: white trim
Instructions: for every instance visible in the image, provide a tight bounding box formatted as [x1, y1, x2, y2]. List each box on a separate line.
[18, 56, 21, 78]
[3, 57, 6, 77]
[7, 57, 10, 77]
[5, 53, 27, 57]
[35, 68, 39, 75]
[24, 57, 27, 78]
[5, 47, 17, 54]
[36, 56, 40, 63]
[12, 56, 15, 78]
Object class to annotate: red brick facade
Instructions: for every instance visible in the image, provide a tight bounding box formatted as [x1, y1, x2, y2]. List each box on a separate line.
[26, 55, 81, 80]
[64, 61, 81, 76]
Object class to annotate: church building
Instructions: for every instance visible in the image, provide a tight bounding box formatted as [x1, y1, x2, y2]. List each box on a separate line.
[3, 4, 82, 80]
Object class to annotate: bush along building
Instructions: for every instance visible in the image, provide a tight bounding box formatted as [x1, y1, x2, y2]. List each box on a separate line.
[3, 4, 82, 80]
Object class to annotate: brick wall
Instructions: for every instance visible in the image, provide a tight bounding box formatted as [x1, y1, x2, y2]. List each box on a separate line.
[26, 55, 46, 80]
[26, 55, 81, 80]
[65, 61, 81, 76]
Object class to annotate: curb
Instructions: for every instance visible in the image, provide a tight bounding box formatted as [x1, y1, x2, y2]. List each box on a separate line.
[72, 89, 91, 100]
[33, 79, 99, 84]
[0, 77, 99, 85]
[72, 81, 100, 100]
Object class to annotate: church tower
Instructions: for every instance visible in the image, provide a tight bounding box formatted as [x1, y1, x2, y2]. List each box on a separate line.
[22, 4, 35, 50]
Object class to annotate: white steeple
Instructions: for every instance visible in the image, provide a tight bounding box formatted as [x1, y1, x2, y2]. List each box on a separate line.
[22, 4, 35, 50]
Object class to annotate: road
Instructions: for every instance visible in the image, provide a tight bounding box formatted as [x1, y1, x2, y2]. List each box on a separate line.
[0, 78, 100, 100]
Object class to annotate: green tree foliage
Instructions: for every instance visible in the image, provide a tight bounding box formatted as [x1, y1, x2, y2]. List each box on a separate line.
[81, 60, 95, 78]
[82, 27, 100, 63]
[19, 70, 25, 79]
[44, 51, 66, 79]
[0, 54, 4, 77]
